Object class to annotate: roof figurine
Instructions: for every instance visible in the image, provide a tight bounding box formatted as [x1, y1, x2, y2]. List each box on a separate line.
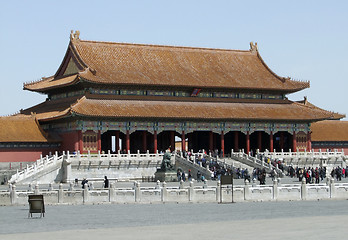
[70, 30, 80, 41]
[249, 42, 258, 52]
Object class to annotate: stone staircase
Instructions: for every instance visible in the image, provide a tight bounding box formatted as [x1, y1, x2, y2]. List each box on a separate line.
[223, 151, 284, 176]
[9, 152, 65, 184]
[174, 153, 213, 180]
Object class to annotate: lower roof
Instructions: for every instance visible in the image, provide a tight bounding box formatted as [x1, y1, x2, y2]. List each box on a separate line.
[21, 95, 335, 122]
[0, 115, 54, 143]
[311, 120, 348, 142]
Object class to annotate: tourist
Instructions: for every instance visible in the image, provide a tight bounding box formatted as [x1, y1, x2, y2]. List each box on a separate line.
[81, 178, 88, 189]
[177, 169, 182, 181]
[197, 171, 201, 182]
[188, 170, 192, 181]
[182, 171, 186, 182]
[104, 176, 109, 188]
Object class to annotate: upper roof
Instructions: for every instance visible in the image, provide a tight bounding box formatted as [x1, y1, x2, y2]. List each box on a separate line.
[0, 115, 53, 142]
[24, 31, 309, 93]
[20, 95, 335, 122]
[311, 120, 348, 142]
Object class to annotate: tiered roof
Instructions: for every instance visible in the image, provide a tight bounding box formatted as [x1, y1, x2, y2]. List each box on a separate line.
[24, 31, 309, 93]
[20, 31, 340, 124]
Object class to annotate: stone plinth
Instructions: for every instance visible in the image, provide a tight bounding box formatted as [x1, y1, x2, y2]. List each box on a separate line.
[154, 171, 177, 182]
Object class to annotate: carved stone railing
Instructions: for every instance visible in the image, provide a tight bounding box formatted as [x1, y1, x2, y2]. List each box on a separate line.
[2, 178, 348, 206]
[263, 148, 345, 161]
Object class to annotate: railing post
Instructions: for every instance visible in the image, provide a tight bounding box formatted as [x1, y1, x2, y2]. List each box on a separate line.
[134, 181, 141, 202]
[216, 181, 221, 203]
[179, 180, 184, 189]
[188, 181, 194, 202]
[330, 178, 335, 199]
[10, 185, 17, 205]
[83, 183, 89, 204]
[58, 183, 64, 203]
[244, 180, 250, 201]
[301, 178, 307, 200]
[109, 182, 115, 202]
[34, 184, 40, 195]
[273, 178, 278, 200]
[161, 182, 167, 202]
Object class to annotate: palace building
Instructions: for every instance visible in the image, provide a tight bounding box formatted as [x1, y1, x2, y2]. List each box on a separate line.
[1, 31, 346, 164]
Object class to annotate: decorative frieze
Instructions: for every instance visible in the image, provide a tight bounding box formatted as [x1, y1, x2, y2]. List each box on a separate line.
[46, 120, 310, 136]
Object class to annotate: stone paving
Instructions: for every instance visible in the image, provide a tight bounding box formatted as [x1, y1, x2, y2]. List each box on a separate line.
[1, 199, 348, 239]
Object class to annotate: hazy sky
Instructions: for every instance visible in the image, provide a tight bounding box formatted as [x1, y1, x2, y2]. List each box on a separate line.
[1, 0, 347, 120]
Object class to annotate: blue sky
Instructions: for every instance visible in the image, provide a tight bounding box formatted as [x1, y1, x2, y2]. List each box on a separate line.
[1, 0, 347, 119]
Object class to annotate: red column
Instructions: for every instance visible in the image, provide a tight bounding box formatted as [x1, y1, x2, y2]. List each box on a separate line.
[115, 131, 120, 152]
[97, 130, 101, 152]
[307, 131, 312, 151]
[270, 131, 274, 152]
[292, 131, 297, 152]
[142, 131, 147, 152]
[126, 130, 130, 152]
[181, 131, 186, 152]
[280, 132, 284, 150]
[209, 131, 214, 152]
[170, 131, 175, 152]
[258, 131, 262, 151]
[221, 131, 225, 157]
[78, 130, 83, 153]
[234, 131, 239, 151]
[246, 131, 250, 154]
[153, 130, 158, 153]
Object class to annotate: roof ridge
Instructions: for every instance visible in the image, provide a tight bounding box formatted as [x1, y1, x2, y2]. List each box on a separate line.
[76, 39, 252, 53]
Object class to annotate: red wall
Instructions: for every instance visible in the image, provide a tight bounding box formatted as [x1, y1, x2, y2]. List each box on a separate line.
[0, 148, 56, 163]
[59, 131, 80, 153]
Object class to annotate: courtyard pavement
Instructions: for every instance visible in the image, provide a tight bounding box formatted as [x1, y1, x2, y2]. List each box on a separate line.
[1, 199, 348, 240]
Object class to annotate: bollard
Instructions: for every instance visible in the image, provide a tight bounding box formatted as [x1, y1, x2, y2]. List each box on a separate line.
[188, 181, 194, 202]
[161, 182, 167, 202]
[58, 183, 64, 203]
